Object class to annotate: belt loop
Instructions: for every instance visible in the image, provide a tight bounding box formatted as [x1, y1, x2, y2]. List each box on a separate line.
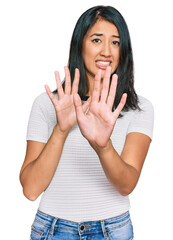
[49, 217, 58, 237]
[101, 220, 108, 238]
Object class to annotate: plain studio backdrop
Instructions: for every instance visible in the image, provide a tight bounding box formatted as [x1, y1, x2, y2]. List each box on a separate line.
[0, 0, 172, 239]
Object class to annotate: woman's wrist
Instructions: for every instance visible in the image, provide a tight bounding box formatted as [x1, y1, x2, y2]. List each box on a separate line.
[53, 124, 70, 139]
[90, 139, 113, 156]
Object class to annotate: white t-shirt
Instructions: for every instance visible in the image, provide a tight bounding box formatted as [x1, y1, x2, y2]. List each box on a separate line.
[26, 92, 154, 222]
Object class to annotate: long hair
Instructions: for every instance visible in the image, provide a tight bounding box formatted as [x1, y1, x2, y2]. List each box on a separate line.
[55, 5, 140, 112]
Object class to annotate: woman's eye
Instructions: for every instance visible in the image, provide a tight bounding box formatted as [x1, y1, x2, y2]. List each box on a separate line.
[113, 41, 120, 46]
[92, 38, 101, 43]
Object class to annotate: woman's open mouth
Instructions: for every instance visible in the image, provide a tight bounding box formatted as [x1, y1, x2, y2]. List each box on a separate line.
[95, 60, 112, 69]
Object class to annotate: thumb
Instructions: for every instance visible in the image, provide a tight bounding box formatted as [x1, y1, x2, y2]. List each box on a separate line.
[82, 96, 91, 113]
[73, 93, 85, 122]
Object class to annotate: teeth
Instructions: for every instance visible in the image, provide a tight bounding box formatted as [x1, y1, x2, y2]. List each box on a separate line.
[96, 61, 111, 66]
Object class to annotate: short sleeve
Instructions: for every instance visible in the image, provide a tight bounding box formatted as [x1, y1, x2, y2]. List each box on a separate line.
[127, 96, 154, 140]
[26, 96, 49, 143]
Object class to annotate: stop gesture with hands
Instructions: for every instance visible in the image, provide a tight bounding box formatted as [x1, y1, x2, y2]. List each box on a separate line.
[73, 66, 127, 150]
[45, 66, 91, 134]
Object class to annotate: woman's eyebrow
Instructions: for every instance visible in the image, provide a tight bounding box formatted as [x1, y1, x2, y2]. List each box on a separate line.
[89, 33, 120, 38]
[112, 35, 120, 38]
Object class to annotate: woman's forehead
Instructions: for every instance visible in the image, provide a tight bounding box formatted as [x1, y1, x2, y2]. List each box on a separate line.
[85, 19, 119, 38]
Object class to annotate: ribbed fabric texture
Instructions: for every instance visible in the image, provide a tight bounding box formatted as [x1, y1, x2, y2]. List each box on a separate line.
[26, 92, 154, 222]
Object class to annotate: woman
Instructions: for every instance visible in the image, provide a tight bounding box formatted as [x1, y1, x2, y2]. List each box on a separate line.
[20, 5, 154, 240]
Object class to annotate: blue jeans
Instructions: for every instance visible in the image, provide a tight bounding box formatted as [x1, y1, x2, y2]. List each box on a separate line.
[30, 210, 134, 240]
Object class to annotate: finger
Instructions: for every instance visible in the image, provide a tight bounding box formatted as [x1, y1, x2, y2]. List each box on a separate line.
[91, 69, 102, 102]
[113, 93, 127, 119]
[100, 66, 112, 103]
[82, 96, 91, 113]
[55, 71, 64, 99]
[73, 93, 86, 123]
[64, 66, 71, 95]
[107, 74, 118, 109]
[72, 68, 80, 94]
[45, 85, 58, 108]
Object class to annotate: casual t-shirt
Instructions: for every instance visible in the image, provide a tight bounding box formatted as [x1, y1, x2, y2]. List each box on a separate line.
[26, 92, 154, 222]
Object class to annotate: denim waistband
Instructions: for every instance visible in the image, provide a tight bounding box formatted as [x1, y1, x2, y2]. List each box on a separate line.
[35, 209, 130, 236]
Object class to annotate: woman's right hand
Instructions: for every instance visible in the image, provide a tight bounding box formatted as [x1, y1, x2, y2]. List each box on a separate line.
[45, 66, 90, 134]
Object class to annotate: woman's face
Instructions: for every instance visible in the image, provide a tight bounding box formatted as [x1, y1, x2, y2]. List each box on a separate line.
[82, 18, 120, 94]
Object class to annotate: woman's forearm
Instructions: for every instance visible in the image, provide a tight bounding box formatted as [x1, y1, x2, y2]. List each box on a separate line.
[93, 140, 139, 196]
[20, 125, 68, 201]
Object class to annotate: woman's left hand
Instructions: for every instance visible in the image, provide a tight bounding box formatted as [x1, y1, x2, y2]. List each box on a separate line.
[73, 66, 127, 149]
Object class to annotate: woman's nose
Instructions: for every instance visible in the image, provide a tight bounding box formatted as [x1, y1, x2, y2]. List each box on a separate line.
[100, 43, 111, 57]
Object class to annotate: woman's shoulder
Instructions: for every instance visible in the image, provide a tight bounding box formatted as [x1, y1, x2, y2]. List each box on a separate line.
[137, 95, 154, 111]
[122, 95, 154, 119]
[124, 95, 154, 140]
[137, 95, 152, 105]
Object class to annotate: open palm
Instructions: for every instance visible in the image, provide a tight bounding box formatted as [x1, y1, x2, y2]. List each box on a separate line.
[45, 67, 90, 133]
[74, 67, 127, 148]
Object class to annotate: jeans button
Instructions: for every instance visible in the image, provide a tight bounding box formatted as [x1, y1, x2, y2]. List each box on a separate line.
[80, 225, 85, 231]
